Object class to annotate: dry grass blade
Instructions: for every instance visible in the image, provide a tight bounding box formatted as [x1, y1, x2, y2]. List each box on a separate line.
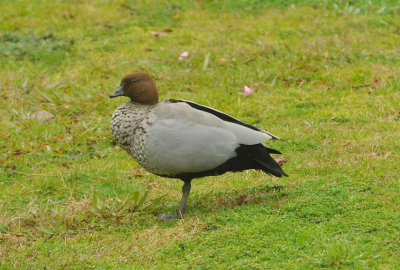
[148, 29, 173, 37]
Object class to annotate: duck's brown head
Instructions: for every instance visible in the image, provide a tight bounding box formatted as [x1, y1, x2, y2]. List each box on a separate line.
[109, 72, 159, 105]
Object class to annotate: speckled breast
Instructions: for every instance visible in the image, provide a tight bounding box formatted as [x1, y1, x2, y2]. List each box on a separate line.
[111, 101, 156, 172]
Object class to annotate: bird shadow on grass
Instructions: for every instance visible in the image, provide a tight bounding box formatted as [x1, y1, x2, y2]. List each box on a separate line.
[158, 183, 288, 223]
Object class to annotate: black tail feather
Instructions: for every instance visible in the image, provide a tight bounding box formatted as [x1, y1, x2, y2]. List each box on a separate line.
[253, 156, 288, 177]
[237, 144, 288, 177]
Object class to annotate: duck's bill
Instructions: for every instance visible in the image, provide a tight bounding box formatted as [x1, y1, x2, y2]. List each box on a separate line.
[109, 86, 124, 98]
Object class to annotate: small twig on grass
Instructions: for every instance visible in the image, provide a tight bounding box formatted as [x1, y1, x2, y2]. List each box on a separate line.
[349, 84, 372, 89]
[120, 3, 134, 11]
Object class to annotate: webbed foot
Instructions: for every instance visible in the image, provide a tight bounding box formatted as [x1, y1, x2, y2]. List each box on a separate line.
[158, 180, 192, 222]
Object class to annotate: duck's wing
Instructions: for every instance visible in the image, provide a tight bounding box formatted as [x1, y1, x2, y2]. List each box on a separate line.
[144, 101, 283, 176]
[166, 99, 283, 141]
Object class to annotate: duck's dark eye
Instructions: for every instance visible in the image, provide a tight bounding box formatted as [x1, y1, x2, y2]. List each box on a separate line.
[132, 78, 140, 83]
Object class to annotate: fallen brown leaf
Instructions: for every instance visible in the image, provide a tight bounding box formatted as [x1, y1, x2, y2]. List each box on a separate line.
[53, 149, 64, 154]
[120, 3, 134, 11]
[2, 233, 27, 244]
[216, 197, 227, 206]
[133, 168, 145, 177]
[5, 165, 16, 176]
[233, 194, 248, 206]
[28, 110, 55, 121]
[273, 157, 287, 167]
[41, 75, 50, 87]
[148, 29, 173, 37]
[11, 149, 23, 155]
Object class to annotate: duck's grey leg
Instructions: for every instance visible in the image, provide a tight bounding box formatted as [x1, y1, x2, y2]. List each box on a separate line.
[158, 179, 192, 222]
[178, 180, 191, 216]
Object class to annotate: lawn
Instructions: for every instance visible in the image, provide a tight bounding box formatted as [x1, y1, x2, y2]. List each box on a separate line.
[1, 0, 400, 268]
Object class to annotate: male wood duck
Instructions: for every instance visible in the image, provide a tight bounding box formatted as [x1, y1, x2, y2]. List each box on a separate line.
[110, 72, 287, 220]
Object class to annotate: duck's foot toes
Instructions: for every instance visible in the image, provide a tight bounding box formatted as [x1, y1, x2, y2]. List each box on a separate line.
[157, 213, 178, 222]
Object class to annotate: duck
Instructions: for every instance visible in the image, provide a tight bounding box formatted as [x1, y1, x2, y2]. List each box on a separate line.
[110, 72, 287, 220]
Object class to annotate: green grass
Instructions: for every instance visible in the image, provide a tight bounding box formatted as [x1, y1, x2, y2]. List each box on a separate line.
[1, 0, 400, 268]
